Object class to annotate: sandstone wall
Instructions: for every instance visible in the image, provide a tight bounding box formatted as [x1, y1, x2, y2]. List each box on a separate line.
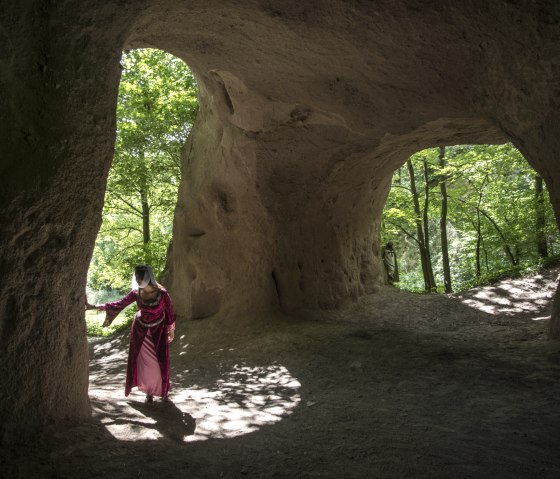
[1, 0, 560, 431]
[0, 0, 149, 432]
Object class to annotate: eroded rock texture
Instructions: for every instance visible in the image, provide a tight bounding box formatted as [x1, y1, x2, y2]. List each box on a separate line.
[1, 0, 560, 429]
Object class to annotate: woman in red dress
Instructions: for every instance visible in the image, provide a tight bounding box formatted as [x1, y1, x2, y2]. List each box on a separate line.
[88, 265, 176, 402]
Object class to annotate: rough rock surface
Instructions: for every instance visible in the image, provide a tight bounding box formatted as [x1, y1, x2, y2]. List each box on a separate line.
[1, 0, 560, 430]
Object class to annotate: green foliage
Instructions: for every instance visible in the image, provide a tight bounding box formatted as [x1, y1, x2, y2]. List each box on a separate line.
[85, 307, 136, 337]
[88, 48, 198, 292]
[383, 144, 560, 292]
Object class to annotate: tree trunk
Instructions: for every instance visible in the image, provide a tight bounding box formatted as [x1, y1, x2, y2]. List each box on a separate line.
[535, 175, 549, 258]
[422, 160, 437, 290]
[438, 147, 452, 293]
[407, 159, 431, 291]
[478, 208, 518, 266]
[459, 195, 518, 269]
[483, 241, 489, 273]
[141, 188, 150, 244]
[475, 209, 482, 277]
[138, 149, 151, 245]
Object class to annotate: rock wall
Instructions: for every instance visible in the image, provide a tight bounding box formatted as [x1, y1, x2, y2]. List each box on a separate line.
[0, 0, 148, 432]
[150, 0, 559, 316]
[1, 0, 560, 431]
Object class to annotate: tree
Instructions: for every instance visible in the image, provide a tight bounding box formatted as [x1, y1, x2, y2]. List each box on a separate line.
[88, 49, 198, 291]
[387, 158, 437, 292]
[439, 146, 452, 293]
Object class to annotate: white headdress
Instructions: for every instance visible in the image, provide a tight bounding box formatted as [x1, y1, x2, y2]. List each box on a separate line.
[131, 265, 157, 290]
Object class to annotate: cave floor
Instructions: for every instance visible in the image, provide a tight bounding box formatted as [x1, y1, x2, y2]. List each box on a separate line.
[4, 268, 560, 478]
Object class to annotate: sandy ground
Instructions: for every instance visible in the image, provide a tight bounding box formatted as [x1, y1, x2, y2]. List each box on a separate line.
[3, 268, 560, 478]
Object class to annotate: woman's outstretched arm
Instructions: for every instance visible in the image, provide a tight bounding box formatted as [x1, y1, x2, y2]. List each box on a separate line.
[97, 290, 138, 327]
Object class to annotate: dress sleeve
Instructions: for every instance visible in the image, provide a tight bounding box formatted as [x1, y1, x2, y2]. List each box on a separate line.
[163, 290, 176, 331]
[97, 290, 138, 325]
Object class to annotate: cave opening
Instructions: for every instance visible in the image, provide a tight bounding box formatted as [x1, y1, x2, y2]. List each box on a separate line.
[86, 48, 198, 333]
[381, 143, 559, 294]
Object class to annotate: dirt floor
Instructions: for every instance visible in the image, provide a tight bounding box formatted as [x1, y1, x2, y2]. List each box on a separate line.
[4, 268, 560, 478]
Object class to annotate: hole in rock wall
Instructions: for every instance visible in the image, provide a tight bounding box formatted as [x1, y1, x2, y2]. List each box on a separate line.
[381, 143, 560, 296]
[86, 48, 198, 320]
[271, 269, 281, 304]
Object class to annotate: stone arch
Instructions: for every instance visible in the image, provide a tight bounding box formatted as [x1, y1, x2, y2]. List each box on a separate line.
[1, 0, 560, 432]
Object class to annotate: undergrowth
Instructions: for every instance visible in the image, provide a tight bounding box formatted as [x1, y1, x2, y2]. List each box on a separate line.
[395, 254, 560, 294]
[86, 306, 136, 337]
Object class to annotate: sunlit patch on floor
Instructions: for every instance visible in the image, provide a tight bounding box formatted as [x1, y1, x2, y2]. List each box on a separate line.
[89, 362, 300, 443]
[177, 363, 301, 442]
[457, 274, 556, 316]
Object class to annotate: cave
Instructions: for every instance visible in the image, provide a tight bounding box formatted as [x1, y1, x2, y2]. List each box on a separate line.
[2, 1, 560, 472]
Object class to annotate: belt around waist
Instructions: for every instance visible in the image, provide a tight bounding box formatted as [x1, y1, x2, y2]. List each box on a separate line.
[136, 316, 164, 328]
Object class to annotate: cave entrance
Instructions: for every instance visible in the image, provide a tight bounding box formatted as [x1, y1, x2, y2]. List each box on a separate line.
[86, 48, 198, 333]
[381, 143, 559, 294]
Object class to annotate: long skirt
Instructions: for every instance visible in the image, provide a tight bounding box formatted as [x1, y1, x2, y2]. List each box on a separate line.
[135, 330, 163, 397]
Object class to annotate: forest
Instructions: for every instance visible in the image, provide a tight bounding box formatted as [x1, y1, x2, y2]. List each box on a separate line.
[87, 49, 198, 300]
[86, 48, 560, 333]
[382, 145, 560, 292]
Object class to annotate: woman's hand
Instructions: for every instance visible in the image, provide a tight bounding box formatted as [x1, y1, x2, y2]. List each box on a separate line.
[102, 315, 111, 328]
[85, 302, 98, 311]
[168, 329, 175, 343]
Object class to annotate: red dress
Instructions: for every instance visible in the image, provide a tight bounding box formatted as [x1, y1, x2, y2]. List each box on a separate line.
[99, 288, 176, 398]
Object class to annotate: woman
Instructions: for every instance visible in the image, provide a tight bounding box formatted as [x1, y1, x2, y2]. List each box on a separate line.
[87, 265, 176, 402]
